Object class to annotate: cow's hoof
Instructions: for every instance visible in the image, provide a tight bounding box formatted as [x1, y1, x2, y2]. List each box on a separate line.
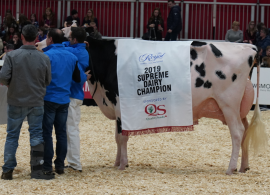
[226, 168, 237, 175]
[239, 167, 250, 173]
[118, 166, 126, 170]
[114, 162, 120, 167]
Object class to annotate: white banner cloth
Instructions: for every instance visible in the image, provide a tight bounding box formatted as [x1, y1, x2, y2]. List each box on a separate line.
[117, 39, 193, 136]
[251, 67, 270, 105]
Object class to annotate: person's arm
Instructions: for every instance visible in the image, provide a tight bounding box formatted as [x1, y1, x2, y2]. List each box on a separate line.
[95, 18, 98, 28]
[72, 61, 81, 83]
[77, 65, 87, 85]
[77, 18, 80, 26]
[45, 58, 51, 86]
[169, 7, 180, 31]
[225, 30, 230, 42]
[147, 20, 152, 30]
[0, 54, 12, 86]
[235, 31, 243, 43]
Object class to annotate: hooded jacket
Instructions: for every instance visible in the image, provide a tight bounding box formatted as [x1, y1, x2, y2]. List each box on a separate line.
[62, 41, 89, 100]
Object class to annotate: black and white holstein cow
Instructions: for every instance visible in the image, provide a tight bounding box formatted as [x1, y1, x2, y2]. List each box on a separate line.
[86, 38, 267, 175]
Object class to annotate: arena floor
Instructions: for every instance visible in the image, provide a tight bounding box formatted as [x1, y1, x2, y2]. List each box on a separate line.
[0, 106, 270, 194]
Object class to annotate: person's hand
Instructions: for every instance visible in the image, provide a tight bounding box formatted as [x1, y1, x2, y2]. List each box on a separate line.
[84, 41, 89, 47]
[249, 40, 252, 44]
[13, 38, 17, 44]
[167, 29, 172, 33]
[243, 40, 248, 43]
[149, 24, 155, 28]
[44, 24, 49, 28]
[85, 70, 91, 80]
[3, 41, 6, 44]
[158, 26, 163, 31]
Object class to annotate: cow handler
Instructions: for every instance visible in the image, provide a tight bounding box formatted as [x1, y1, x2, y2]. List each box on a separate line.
[0, 24, 53, 180]
[62, 27, 90, 172]
[42, 29, 84, 175]
[165, 0, 182, 41]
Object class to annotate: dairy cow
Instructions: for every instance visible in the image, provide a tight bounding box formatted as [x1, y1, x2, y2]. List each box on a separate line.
[90, 39, 267, 175]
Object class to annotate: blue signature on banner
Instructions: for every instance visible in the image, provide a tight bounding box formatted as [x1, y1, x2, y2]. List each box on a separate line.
[139, 53, 165, 62]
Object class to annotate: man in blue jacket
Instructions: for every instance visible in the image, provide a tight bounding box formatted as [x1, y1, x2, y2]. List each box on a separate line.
[42, 29, 83, 176]
[165, 0, 182, 41]
[62, 27, 90, 172]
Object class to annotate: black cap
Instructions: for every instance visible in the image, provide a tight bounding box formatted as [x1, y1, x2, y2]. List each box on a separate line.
[71, 9, 78, 15]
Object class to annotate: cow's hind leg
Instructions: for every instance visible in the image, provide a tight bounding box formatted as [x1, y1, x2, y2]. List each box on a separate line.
[221, 106, 245, 175]
[239, 117, 250, 173]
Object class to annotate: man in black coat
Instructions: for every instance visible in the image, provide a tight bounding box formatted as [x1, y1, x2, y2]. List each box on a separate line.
[165, 0, 182, 41]
[66, 9, 80, 26]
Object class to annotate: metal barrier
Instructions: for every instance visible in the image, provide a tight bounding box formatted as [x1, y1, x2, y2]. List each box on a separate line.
[0, 0, 270, 40]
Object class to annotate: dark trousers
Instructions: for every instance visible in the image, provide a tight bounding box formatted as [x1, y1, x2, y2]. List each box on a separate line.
[165, 31, 179, 41]
[42, 101, 69, 171]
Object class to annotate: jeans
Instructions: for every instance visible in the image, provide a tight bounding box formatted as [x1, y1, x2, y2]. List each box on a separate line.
[42, 101, 69, 171]
[2, 105, 44, 173]
[165, 31, 179, 41]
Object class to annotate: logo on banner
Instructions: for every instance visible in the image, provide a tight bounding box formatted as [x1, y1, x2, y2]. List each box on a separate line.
[139, 53, 165, 63]
[145, 104, 167, 120]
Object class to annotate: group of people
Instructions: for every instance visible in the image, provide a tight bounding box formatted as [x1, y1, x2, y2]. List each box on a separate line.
[225, 21, 270, 65]
[143, 0, 182, 41]
[0, 7, 102, 57]
[0, 24, 91, 180]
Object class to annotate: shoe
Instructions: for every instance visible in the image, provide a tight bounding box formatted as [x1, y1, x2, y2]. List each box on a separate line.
[31, 170, 55, 180]
[64, 165, 82, 172]
[1, 170, 13, 180]
[55, 169, 64, 174]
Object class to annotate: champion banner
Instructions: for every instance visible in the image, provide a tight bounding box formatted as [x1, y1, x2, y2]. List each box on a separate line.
[117, 39, 193, 136]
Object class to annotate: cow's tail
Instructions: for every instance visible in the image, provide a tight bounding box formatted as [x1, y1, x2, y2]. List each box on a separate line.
[242, 62, 268, 156]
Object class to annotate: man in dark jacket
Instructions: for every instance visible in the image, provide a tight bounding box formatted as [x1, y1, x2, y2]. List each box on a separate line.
[165, 0, 182, 41]
[66, 9, 80, 26]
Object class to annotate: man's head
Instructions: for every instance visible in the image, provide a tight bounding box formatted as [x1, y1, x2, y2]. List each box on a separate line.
[168, 0, 175, 8]
[21, 24, 38, 44]
[38, 27, 46, 36]
[90, 22, 97, 29]
[260, 28, 268, 39]
[71, 9, 78, 19]
[66, 21, 73, 27]
[6, 44, 14, 52]
[46, 28, 64, 46]
[266, 46, 270, 57]
[69, 27, 86, 45]
[13, 32, 20, 42]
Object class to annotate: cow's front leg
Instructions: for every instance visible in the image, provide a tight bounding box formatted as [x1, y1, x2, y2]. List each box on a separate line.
[114, 118, 129, 170]
[118, 134, 129, 170]
[114, 122, 121, 167]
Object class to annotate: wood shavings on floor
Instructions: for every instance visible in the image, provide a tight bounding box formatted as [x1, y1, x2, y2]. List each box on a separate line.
[0, 106, 270, 194]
